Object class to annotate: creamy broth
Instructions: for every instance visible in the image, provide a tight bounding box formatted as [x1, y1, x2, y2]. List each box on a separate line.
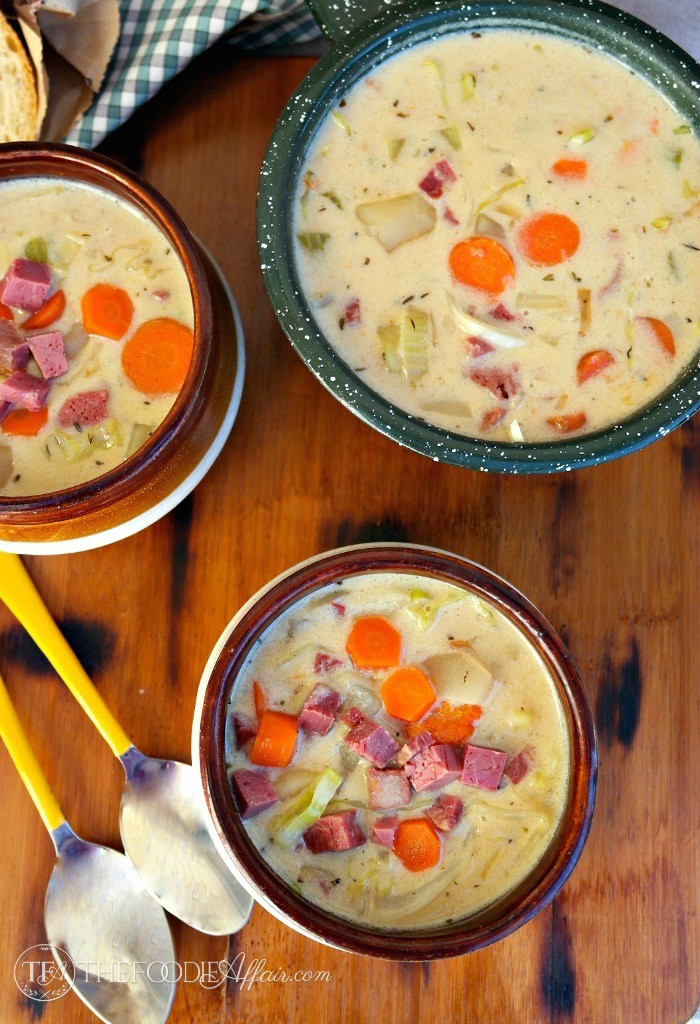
[294, 31, 700, 443]
[226, 573, 570, 930]
[0, 179, 194, 496]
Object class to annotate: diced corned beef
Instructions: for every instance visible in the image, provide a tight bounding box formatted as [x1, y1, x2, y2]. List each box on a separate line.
[231, 768, 278, 819]
[461, 744, 508, 791]
[470, 365, 520, 402]
[304, 809, 365, 853]
[0, 321, 28, 372]
[58, 388, 109, 428]
[344, 717, 399, 768]
[28, 331, 68, 380]
[435, 158, 456, 183]
[426, 794, 464, 832]
[231, 712, 257, 749]
[490, 303, 516, 322]
[397, 730, 435, 767]
[404, 744, 461, 792]
[419, 169, 444, 199]
[314, 653, 343, 673]
[504, 748, 534, 785]
[298, 683, 341, 735]
[371, 815, 398, 848]
[1, 259, 52, 312]
[466, 335, 494, 359]
[480, 407, 507, 432]
[330, 600, 346, 616]
[341, 706, 369, 728]
[368, 767, 411, 810]
[0, 371, 50, 411]
[343, 298, 361, 325]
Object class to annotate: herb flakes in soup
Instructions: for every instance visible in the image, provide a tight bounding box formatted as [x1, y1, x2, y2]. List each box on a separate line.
[294, 31, 700, 443]
[226, 573, 570, 931]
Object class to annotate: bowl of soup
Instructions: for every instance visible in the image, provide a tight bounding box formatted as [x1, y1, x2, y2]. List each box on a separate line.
[258, 0, 700, 472]
[0, 144, 244, 552]
[193, 545, 597, 958]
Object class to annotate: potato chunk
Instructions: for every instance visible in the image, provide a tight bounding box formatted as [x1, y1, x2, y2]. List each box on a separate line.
[356, 193, 436, 252]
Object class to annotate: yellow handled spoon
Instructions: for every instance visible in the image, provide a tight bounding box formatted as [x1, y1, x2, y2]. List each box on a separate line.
[0, 553, 252, 936]
[0, 668, 176, 1024]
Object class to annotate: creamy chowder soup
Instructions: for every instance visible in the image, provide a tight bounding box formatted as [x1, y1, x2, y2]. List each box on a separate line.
[0, 179, 194, 496]
[294, 31, 700, 442]
[226, 574, 570, 930]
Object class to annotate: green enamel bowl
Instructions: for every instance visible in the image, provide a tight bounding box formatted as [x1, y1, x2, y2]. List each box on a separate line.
[257, 0, 700, 473]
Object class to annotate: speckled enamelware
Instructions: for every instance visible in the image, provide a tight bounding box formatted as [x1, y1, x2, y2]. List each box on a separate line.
[193, 544, 598, 960]
[258, 0, 700, 473]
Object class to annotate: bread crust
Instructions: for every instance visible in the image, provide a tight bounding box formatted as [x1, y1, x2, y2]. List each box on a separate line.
[0, 10, 38, 142]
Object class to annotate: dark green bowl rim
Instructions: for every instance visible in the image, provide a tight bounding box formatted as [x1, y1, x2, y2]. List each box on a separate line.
[258, 0, 700, 473]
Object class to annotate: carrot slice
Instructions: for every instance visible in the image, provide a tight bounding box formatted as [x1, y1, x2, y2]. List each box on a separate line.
[81, 284, 134, 340]
[552, 158, 588, 180]
[405, 702, 482, 744]
[23, 289, 66, 330]
[635, 316, 675, 358]
[1, 407, 49, 436]
[0, 302, 13, 321]
[380, 667, 436, 723]
[577, 349, 615, 384]
[449, 237, 516, 296]
[346, 616, 401, 669]
[394, 819, 441, 872]
[121, 318, 194, 395]
[253, 680, 267, 720]
[250, 709, 298, 768]
[517, 212, 580, 266]
[546, 411, 587, 433]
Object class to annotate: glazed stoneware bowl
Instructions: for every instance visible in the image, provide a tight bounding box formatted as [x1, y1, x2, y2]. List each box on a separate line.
[257, 0, 700, 473]
[0, 144, 244, 554]
[193, 544, 598, 959]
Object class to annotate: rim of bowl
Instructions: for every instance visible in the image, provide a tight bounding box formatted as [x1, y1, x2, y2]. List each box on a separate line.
[0, 143, 213, 516]
[257, 0, 700, 474]
[196, 543, 598, 959]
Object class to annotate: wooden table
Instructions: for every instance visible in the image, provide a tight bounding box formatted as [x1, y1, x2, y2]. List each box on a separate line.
[0, 3, 698, 1021]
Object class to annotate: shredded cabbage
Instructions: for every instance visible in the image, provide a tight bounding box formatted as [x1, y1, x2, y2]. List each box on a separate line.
[272, 768, 343, 849]
[446, 292, 527, 349]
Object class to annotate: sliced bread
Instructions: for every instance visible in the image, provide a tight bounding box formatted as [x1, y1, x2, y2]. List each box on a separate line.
[0, 11, 38, 142]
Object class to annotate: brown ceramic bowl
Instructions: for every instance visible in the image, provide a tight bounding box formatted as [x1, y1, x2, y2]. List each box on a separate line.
[193, 544, 597, 960]
[0, 144, 244, 554]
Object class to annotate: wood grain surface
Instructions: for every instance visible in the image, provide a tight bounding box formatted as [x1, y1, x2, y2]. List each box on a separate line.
[0, 10, 698, 1024]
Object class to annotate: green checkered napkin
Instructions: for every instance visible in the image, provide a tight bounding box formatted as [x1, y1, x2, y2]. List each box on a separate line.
[67, 0, 321, 149]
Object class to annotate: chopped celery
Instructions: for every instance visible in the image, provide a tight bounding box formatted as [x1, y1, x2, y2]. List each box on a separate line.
[91, 420, 122, 450]
[378, 324, 401, 373]
[440, 126, 461, 150]
[331, 111, 352, 136]
[446, 292, 526, 349]
[667, 148, 683, 166]
[674, 125, 691, 135]
[405, 587, 462, 630]
[272, 768, 343, 848]
[683, 180, 700, 199]
[423, 60, 446, 105]
[297, 232, 331, 252]
[322, 190, 343, 209]
[356, 193, 436, 252]
[25, 236, 48, 263]
[569, 128, 595, 145]
[300, 188, 311, 219]
[53, 419, 122, 463]
[126, 422, 152, 458]
[475, 177, 525, 215]
[387, 137, 405, 162]
[461, 72, 476, 100]
[398, 308, 431, 383]
[651, 216, 672, 230]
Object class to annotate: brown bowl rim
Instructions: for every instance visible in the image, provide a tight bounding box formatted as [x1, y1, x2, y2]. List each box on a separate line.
[196, 544, 598, 960]
[0, 142, 212, 517]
